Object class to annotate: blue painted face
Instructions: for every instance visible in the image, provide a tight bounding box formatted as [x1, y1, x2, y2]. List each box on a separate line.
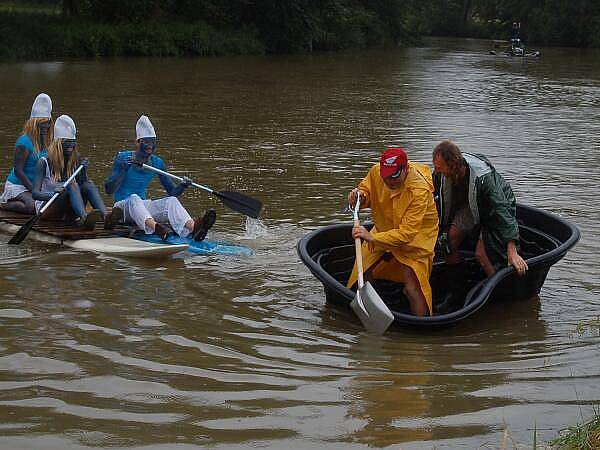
[62, 139, 77, 159]
[39, 120, 51, 141]
[138, 138, 156, 158]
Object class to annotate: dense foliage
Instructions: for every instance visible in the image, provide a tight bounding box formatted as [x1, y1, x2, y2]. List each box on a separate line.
[59, 1, 412, 51]
[60, 0, 600, 48]
[1, 0, 599, 59]
[412, 0, 600, 47]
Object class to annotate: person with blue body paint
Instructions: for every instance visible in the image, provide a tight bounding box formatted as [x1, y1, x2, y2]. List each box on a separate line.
[32, 115, 119, 229]
[0, 93, 53, 214]
[104, 115, 215, 241]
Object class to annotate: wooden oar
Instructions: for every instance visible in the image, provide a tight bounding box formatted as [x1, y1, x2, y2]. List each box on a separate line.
[349, 195, 394, 335]
[141, 164, 263, 218]
[8, 165, 84, 245]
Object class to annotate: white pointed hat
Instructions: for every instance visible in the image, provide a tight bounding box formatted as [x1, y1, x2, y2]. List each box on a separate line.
[54, 115, 77, 140]
[30, 93, 52, 119]
[136, 115, 156, 140]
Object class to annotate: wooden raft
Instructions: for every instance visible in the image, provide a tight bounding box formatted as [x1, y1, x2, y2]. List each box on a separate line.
[0, 209, 131, 240]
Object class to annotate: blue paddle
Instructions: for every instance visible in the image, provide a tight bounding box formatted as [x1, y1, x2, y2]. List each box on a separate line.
[141, 164, 263, 219]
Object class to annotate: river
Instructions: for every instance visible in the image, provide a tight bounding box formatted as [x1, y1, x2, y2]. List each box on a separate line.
[0, 37, 598, 448]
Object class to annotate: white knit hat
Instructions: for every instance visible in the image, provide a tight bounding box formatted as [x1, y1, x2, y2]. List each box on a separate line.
[135, 115, 156, 140]
[30, 93, 52, 119]
[54, 115, 77, 140]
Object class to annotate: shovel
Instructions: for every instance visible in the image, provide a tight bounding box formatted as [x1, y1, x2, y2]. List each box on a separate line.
[349, 195, 394, 335]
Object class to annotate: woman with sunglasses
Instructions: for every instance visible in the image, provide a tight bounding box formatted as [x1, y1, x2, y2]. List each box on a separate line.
[346, 147, 439, 317]
[0, 93, 53, 214]
[32, 114, 115, 229]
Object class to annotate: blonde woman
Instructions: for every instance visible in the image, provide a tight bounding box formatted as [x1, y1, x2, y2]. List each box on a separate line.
[0, 93, 53, 214]
[32, 115, 119, 229]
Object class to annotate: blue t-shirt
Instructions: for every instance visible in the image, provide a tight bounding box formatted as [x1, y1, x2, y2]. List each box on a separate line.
[112, 151, 167, 202]
[6, 134, 46, 186]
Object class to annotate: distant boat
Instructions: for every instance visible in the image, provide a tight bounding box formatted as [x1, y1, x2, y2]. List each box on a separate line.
[297, 204, 579, 328]
[489, 43, 541, 57]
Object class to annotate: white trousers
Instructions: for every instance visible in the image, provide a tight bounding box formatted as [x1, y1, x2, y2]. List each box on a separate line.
[114, 194, 192, 237]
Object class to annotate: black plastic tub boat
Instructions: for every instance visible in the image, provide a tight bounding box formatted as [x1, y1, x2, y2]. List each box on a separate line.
[297, 204, 579, 328]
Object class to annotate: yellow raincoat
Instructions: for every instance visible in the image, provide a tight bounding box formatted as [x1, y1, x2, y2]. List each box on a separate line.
[347, 162, 439, 315]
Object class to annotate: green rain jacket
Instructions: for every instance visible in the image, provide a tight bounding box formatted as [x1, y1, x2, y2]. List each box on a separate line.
[433, 153, 520, 270]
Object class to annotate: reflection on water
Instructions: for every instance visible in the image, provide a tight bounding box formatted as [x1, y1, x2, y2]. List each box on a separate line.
[0, 38, 598, 448]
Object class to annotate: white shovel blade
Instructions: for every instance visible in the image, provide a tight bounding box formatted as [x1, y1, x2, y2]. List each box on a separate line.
[350, 290, 369, 318]
[350, 281, 394, 335]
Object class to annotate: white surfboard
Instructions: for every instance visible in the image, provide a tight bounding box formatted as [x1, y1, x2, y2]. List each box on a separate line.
[64, 237, 188, 258]
[0, 222, 188, 258]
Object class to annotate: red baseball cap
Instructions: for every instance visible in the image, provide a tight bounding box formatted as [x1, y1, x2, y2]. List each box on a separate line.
[380, 147, 408, 178]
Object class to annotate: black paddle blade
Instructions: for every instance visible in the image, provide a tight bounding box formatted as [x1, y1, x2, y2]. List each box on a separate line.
[216, 191, 263, 218]
[8, 214, 40, 245]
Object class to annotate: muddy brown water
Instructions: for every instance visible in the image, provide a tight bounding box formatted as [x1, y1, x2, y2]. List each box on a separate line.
[0, 38, 598, 448]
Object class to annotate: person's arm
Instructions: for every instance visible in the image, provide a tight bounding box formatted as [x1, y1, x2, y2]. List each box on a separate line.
[31, 159, 53, 201]
[507, 240, 528, 275]
[159, 173, 184, 197]
[369, 189, 430, 250]
[349, 166, 375, 208]
[480, 174, 519, 244]
[13, 146, 33, 191]
[480, 174, 528, 274]
[156, 160, 190, 198]
[75, 155, 89, 185]
[104, 154, 129, 195]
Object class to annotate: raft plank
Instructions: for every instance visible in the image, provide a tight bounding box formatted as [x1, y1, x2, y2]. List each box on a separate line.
[0, 209, 131, 240]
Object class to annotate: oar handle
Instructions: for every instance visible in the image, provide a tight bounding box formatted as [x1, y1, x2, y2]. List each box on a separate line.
[141, 163, 214, 194]
[354, 221, 365, 290]
[39, 165, 84, 215]
[352, 194, 365, 289]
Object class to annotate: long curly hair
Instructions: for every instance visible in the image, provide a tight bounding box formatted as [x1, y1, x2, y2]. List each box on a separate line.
[432, 140, 466, 184]
[22, 117, 53, 154]
[45, 139, 78, 181]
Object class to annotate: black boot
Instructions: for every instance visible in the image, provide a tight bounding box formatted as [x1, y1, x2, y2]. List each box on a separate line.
[103, 207, 123, 230]
[192, 209, 216, 241]
[75, 210, 100, 231]
[153, 223, 170, 241]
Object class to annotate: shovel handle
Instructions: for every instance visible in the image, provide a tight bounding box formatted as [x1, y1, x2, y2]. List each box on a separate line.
[354, 218, 365, 290]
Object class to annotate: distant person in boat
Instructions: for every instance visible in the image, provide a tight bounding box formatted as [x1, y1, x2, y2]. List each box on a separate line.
[104, 114, 216, 241]
[31, 114, 115, 229]
[347, 147, 439, 317]
[432, 140, 528, 278]
[510, 22, 525, 56]
[0, 93, 53, 214]
[511, 22, 521, 46]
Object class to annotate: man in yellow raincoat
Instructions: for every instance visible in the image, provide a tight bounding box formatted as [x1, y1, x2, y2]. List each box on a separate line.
[347, 147, 438, 316]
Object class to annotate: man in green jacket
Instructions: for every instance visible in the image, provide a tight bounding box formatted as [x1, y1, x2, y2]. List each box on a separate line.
[432, 140, 528, 278]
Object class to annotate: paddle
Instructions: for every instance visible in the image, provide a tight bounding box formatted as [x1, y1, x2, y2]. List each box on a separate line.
[349, 195, 394, 335]
[141, 163, 263, 218]
[8, 165, 85, 245]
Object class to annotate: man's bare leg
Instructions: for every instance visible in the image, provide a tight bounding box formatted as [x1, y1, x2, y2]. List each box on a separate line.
[401, 264, 428, 317]
[475, 238, 496, 277]
[447, 224, 466, 264]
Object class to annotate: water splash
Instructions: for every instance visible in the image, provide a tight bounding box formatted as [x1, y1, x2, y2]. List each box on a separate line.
[243, 217, 269, 239]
